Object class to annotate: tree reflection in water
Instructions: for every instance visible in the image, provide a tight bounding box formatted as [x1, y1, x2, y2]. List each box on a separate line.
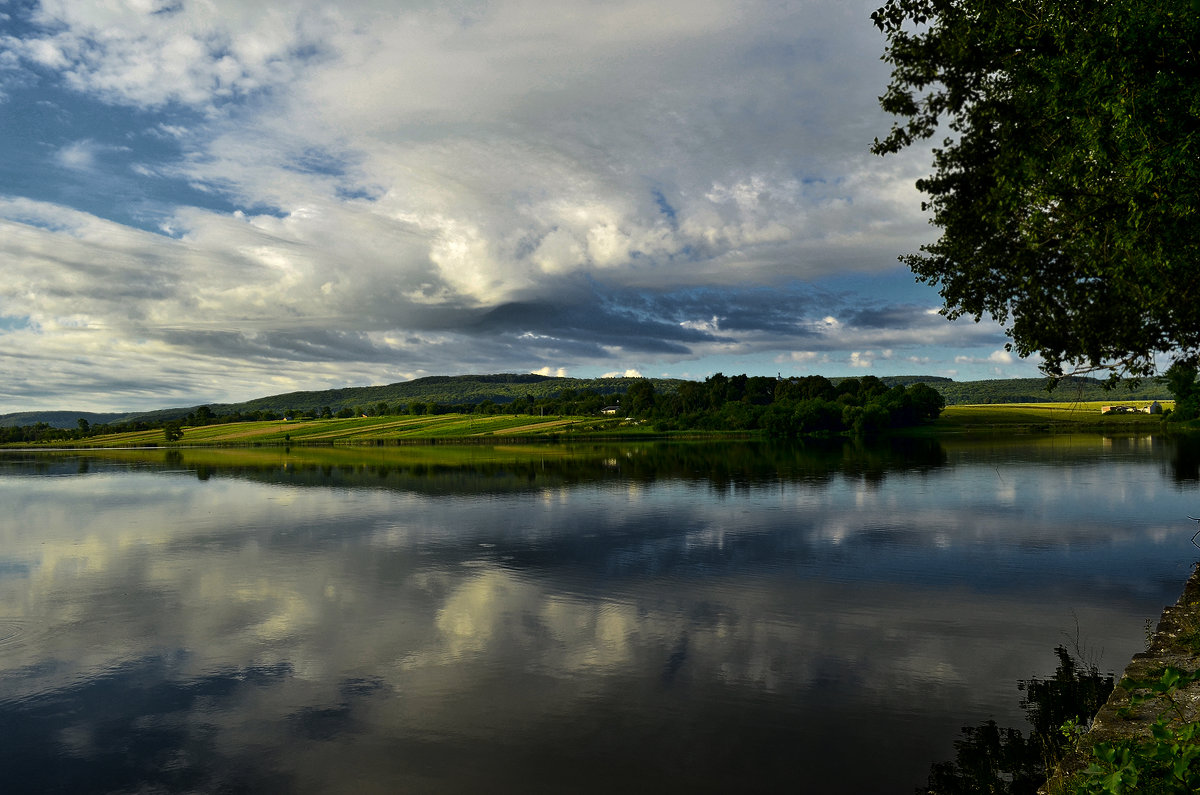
[920, 646, 1114, 794]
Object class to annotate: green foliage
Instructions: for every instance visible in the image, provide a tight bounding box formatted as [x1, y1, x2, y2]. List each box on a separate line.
[629, 373, 944, 437]
[625, 379, 657, 416]
[163, 422, 183, 443]
[873, 0, 1200, 381]
[1163, 362, 1200, 422]
[921, 645, 1114, 795]
[5, 372, 1175, 447]
[1072, 667, 1200, 793]
[928, 377, 1170, 406]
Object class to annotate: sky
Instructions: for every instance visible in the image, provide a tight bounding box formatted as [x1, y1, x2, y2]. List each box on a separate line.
[0, 0, 1042, 413]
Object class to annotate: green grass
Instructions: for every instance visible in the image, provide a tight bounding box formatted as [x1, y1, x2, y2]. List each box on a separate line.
[6, 401, 1182, 449]
[935, 401, 1174, 433]
[21, 413, 660, 448]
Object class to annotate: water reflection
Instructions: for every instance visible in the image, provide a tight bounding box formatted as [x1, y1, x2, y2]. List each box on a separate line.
[1, 437, 950, 493]
[0, 437, 1196, 793]
[920, 645, 1115, 795]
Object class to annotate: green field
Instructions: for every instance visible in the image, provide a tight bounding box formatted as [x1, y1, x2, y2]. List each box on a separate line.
[3, 399, 1181, 449]
[16, 413, 658, 448]
[936, 400, 1173, 432]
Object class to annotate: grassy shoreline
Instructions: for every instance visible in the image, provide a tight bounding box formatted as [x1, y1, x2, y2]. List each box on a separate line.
[0, 401, 1182, 449]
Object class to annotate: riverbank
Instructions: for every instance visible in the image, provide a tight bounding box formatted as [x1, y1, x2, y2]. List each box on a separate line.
[1045, 563, 1200, 792]
[0, 402, 1183, 449]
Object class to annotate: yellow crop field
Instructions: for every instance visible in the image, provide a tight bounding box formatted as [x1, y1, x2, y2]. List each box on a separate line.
[23, 413, 646, 448]
[937, 401, 1173, 431]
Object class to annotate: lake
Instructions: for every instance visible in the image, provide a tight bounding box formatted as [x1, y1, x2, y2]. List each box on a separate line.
[1, 436, 1198, 793]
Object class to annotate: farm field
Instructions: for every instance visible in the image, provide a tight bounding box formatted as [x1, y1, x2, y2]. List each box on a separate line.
[936, 400, 1173, 432]
[15, 413, 650, 448]
[3, 400, 1180, 449]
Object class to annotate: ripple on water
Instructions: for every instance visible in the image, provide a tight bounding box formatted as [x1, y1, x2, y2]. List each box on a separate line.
[0, 619, 32, 652]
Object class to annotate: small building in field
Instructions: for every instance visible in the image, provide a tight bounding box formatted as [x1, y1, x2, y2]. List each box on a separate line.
[600, 406, 621, 415]
[1143, 401, 1163, 415]
[1101, 405, 1134, 414]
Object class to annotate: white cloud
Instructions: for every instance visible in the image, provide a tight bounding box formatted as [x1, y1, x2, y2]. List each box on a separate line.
[602, 369, 644, 378]
[0, 0, 1043, 411]
[956, 349, 1018, 367]
[56, 139, 97, 170]
[780, 351, 824, 364]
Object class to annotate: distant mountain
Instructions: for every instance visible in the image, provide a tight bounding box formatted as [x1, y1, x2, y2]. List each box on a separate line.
[0, 372, 1173, 428]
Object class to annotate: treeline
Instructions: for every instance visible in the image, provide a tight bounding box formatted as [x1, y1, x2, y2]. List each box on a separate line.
[226, 374, 683, 417]
[0, 387, 641, 443]
[0, 374, 946, 443]
[160, 375, 947, 438]
[621, 373, 945, 436]
[0, 406, 288, 444]
[931, 376, 1171, 405]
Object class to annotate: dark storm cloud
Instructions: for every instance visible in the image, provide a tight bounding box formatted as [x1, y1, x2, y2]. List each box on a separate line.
[472, 300, 719, 355]
[845, 304, 934, 330]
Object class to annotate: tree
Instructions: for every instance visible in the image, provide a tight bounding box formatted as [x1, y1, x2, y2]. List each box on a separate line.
[873, 0, 1200, 381]
[163, 422, 183, 443]
[907, 382, 946, 420]
[1165, 360, 1200, 421]
[625, 379, 656, 416]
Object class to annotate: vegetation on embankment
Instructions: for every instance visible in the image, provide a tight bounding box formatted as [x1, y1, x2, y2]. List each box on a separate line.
[5, 372, 1172, 433]
[924, 401, 1176, 435]
[1041, 566, 1200, 794]
[4, 368, 1195, 449]
[0, 399, 1183, 449]
[4, 375, 949, 447]
[7, 413, 658, 448]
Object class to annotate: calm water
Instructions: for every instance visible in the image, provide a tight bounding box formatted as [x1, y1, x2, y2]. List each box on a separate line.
[1, 436, 1199, 793]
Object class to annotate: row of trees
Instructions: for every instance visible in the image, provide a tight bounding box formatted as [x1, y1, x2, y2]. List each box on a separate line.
[299, 374, 946, 437]
[17, 367, 1200, 445]
[618, 374, 946, 437]
[0, 375, 946, 443]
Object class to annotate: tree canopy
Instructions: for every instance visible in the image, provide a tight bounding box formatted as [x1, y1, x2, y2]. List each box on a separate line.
[872, 0, 1200, 381]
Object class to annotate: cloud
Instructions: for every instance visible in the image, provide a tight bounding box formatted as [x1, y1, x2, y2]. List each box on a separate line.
[56, 140, 98, 170]
[850, 352, 873, 369]
[0, 0, 1042, 411]
[954, 350, 1017, 366]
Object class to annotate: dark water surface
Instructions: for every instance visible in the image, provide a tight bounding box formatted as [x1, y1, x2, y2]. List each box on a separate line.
[2, 436, 1199, 793]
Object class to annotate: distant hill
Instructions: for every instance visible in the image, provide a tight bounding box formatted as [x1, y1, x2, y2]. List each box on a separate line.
[212, 373, 686, 416]
[1, 374, 686, 428]
[0, 410, 136, 429]
[0, 372, 1174, 428]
